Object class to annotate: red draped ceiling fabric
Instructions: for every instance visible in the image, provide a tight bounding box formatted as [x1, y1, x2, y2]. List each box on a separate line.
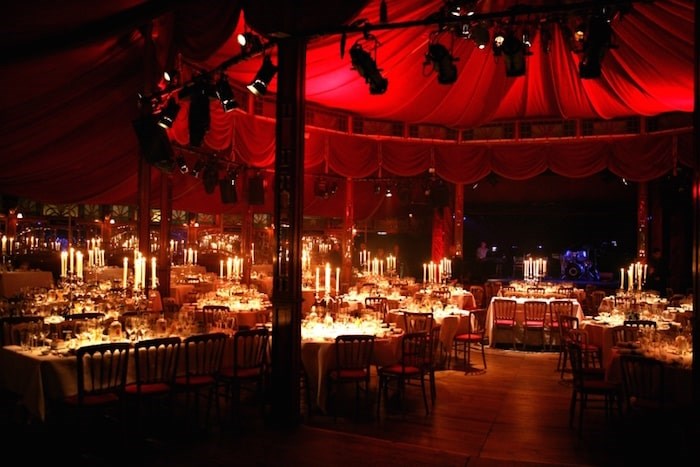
[0, 0, 694, 216]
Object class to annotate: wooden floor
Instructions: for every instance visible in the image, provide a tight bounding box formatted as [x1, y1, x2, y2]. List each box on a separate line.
[4, 346, 696, 466]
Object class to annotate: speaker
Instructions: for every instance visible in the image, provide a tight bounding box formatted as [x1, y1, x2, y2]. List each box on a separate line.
[248, 175, 265, 205]
[132, 117, 174, 172]
[219, 179, 237, 204]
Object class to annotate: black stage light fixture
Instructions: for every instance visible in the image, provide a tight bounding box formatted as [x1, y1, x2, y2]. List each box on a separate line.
[176, 156, 189, 174]
[215, 73, 238, 112]
[579, 13, 613, 79]
[190, 159, 205, 178]
[502, 30, 526, 77]
[247, 55, 278, 97]
[238, 32, 263, 56]
[202, 160, 219, 194]
[157, 97, 180, 129]
[349, 42, 388, 95]
[492, 29, 506, 56]
[132, 116, 175, 173]
[425, 43, 458, 84]
[187, 81, 211, 146]
[470, 22, 490, 50]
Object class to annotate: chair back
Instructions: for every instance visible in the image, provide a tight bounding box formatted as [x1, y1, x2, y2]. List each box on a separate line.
[199, 305, 229, 327]
[523, 300, 547, 324]
[566, 341, 588, 388]
[398, 332, 429, 372]
[0, 315, 44, 347]
[526, 287, 545, 297]
[469, 285, 486, 308]
[557, 286, 575, 298]
[619, 354, 665, 410]
[430, 287, 451, 305]
[132, 337, 181, 390]
[622, 319, 657, 341]
[232, 328, 270, 377]
[500, 286, 516, 296]
[75, 342, 131, 404]
[558, 314, 579, 343]
[364, 296, 388, 320]
[610, 325, 637, 346]
[467, 308, 487, 336]
[182, 332, 227, 381]
[333, 334, 375, 378]
[549, 299, 574, 328]
[492, 298, 517, 325]
[402, 311, 434, 334]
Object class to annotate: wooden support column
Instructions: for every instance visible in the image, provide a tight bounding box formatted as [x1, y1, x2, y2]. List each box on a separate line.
[342, 177, 354, 291]
[270, 37, 305, 429]
[636, 181, 648, 261]
[454, 183, 464, 257]
[157, 171, 172, 298]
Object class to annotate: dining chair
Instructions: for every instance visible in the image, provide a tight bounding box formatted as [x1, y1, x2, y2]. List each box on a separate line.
[174, 332, 227, 430]
[500, 285, 516, 296]
[325, 334, 375, 421]
[0, 315, 45, 347]
[426, 324, 443, 405]
[402, 311, 434, 334]
[566, 341, 622, 437]
[567, 329, 603, 370]
[526, 287, 545, 297]
[430, 287, 451, 306]
[548, 299, 575, 349]
[610, 325, 637, 347]
[588, 290, 607, 315]
[491, 298, 517, 349]
[199, 305, 229, 330]
[522, 300, 548, 350]
[622, 319, 657, 341]
[124, 336, 181, 434]
[364, 296, 388, 321]
[557, 286, 576, 298]
[218, 327, 270, 424]
[376, 331, 430, 418]
[452, 308, 487, 372]
[557, 314, 579, 378]
[468, 285, 486, 309]
[55, 342, 131, 438]
[618, 354, 665, 415]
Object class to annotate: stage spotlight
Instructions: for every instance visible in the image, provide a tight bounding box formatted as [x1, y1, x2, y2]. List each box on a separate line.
[349, 42, 388, 95]
[425, 43, 457, 84]
[157, 97, 180, 129]
[492, 29, 506, 56]
[188, 81, 211, 146]
[470, 22, 490, 49]
[247, 55, 278, 96]
[190, 159, 205, 178]
[237, 32, 263, 56]
[215, 74, 238, 112]
[176, 156, 189, 174]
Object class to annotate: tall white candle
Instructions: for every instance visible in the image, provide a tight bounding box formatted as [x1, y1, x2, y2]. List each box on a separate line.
[60, 251, 68, 277]
[423, 263, 427, 283]
[325, 263, 331, 294]
[220, 259, 224, 278]
[620, 268, 624, 289]
[335, 267, 340, 295]
[69, 247, 75, 274]
[123, 257, 128, 288]
[76, 251, 83, 279]
[151, 257, 157, 288]
[315, 267, 320, 293]
[1, 235, 5, 254]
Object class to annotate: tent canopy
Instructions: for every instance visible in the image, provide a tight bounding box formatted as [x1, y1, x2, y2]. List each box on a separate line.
[0, 0, 694, 216]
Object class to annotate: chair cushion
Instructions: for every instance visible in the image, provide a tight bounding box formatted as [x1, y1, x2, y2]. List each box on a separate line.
[124, 382, 171, 396]
[494, 319, 513, 326]
[329, 368, 368, 380]
[64, 392, 120, 406]
[219, 367, 262, 379]
[454, 333, 482, 342]
[175, 375, 216, 386]
[381, 364, 421, 375]
[524, 321, 545, 328]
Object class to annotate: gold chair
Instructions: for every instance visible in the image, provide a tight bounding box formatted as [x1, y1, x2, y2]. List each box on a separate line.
[468, 285, 486, 309]
[402, 311, 434, 334]
[522, 300, 548, 349]
[491, 298, 517, 349]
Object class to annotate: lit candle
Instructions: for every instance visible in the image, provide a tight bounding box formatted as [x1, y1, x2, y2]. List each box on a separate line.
[1, 235, 6, 254]
[69, 247, 75, 274]
[423, 263, 427, 283]
[151, 257, 157, 288]
[325, 263, 331, 294]
[315, 267, 320, 293]
[335, 267, 340, 295]
[227, 257, 233, 279]
[123, 257, 128, 288]
[194, 249, 197, 265]
[76, 251, 83, 279]
[620, 268, 624, 289]
[60, 251, 68, 277]
[220, 259, 224, 278]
